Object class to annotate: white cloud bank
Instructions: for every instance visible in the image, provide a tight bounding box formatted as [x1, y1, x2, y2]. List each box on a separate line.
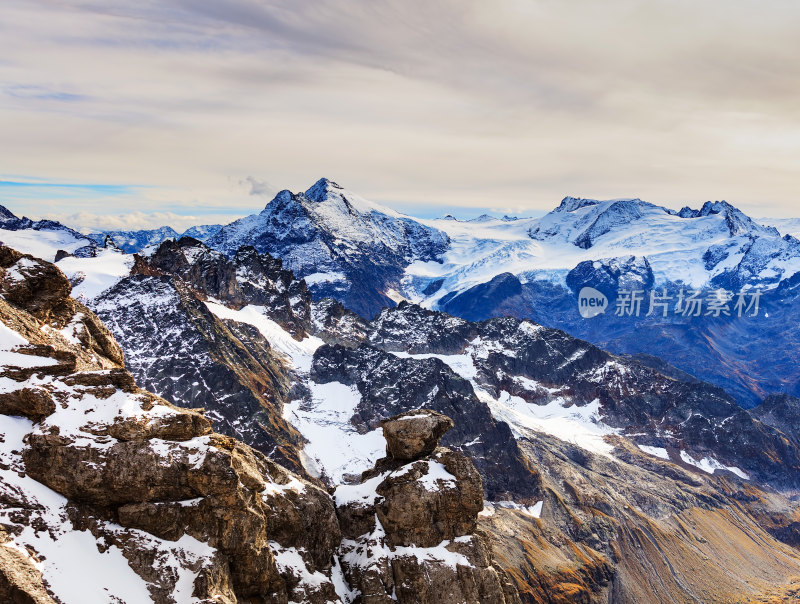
[44, 211, 243, 234]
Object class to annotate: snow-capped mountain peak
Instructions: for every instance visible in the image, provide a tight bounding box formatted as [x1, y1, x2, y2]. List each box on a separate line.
[207, 178, 449, 316]
[300, 177, 404, 218]
[690, 199, 780, 238]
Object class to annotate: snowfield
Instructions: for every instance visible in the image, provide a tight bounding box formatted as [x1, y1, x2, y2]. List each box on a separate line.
[57, 249, 134, 302]
[284, 381, 385, 483]
[404, 198, 800, 307]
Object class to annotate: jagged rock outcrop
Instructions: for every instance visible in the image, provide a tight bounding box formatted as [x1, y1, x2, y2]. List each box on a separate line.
[335, 410, 520, 604]
[89, 237, 330, 474]
[369, 301, 474, 354]
[0, 246, 123, 369]
[0, 247, 347, 603]
[136, 237, 312, 337]
[311, 297, 369, 348]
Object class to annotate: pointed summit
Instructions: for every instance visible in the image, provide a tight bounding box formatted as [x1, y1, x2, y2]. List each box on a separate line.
[304, 177, 343, 203]
[556, 196, 599, 212]
[297, 177, 402, 217]
[262, 189, 294, 211]
[0, 204, 18, 221]
[678, 200, 769, 237]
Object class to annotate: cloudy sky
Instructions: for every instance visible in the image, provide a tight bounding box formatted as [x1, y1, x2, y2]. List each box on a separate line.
[2, 0, 799, 231]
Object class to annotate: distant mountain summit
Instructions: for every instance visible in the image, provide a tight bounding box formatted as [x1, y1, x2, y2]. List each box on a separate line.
[87, 224, 222, 253]
[206, 178, 449, 316]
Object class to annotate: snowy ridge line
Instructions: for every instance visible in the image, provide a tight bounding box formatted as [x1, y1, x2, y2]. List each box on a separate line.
[405, 197, 800, 308]
[204, 300, 323, 372]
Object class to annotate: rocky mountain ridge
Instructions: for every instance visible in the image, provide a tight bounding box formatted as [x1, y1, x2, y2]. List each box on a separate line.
[0, 245, 511, 603]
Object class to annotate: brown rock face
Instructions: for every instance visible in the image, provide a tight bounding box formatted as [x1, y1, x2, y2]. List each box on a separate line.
[0, 388, 55, 422]
[376, 449, 483, 547]
[336, 409, 519, 604]
[0, 247, 71, 322]
[0, 246, 124, 370]
[381, 409, 454, 461]
[21, 422, 343, 602]
[0, 248, 344, 603]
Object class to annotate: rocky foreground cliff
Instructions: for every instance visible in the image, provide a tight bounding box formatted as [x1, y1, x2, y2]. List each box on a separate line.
[0, 245, 514, 603]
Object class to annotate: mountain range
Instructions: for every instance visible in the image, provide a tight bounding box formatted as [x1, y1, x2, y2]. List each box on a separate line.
[3, 181, 800, 602]
[16, 177, 797, 405]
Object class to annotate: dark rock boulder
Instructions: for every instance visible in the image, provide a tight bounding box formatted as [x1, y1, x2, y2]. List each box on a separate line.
[381, 409, 454, 461]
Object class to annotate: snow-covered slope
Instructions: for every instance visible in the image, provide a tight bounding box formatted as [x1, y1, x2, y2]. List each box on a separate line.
[56, 248, 134, 302]
[0, 205, 95, 262]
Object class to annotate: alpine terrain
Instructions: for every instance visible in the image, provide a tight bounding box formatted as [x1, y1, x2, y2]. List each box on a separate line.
[1, 181, 800, 603]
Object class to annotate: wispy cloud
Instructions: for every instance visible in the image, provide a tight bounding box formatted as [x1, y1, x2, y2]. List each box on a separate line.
[4, 85, 88, 103]
[241, 176, 275, 197]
